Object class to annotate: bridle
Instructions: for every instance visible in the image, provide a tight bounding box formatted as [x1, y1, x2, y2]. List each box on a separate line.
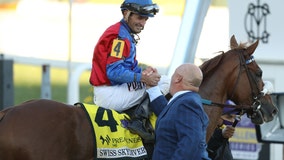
[230, 51, 263, 104]
[202, 50, 265, 121]
[235, 50, 264, 120]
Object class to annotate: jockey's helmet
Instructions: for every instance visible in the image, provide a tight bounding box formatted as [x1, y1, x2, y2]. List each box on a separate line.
[120, 0, 159, 17]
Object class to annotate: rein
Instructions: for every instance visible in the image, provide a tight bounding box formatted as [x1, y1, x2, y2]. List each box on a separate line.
[201, 99, 249, 110]
[201, 98, 247, 117]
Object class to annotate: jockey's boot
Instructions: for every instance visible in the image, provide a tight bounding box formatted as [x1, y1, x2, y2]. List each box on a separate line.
[126, 95, 155, 142]
[127, 118, 155, 143]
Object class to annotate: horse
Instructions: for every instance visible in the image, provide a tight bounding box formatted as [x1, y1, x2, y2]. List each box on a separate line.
[0, 35, 278, 160]
[199, 35, 278, 141]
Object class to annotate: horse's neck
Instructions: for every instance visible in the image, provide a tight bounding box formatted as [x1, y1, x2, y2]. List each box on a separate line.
[199, 72, 230, 142]
[199, 78, 228, 103]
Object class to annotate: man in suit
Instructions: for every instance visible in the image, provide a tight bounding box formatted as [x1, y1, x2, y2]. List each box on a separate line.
[146, 63, 210, 160]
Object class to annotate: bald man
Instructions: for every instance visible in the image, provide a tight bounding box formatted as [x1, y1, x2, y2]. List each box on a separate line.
[146, 63, 210, 160]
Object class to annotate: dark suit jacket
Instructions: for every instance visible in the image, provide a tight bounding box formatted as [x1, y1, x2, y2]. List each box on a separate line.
[150, 91, 210, 160]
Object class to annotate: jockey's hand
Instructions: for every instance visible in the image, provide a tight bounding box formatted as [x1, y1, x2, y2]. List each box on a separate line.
[142, 66, 158, 76]
[222, 126, 235, 139]
[141, 71, 161, 86]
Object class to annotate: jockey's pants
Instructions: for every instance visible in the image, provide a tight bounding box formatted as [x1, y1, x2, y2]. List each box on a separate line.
[93, 75, 170, 112]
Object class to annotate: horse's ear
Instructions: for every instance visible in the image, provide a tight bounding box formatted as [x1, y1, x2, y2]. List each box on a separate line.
[246, 40, 259, 56]
[230, 35, 238, 49]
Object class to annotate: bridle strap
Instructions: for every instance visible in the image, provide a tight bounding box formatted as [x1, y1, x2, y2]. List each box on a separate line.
[240, 53, 261, 100]
[201, 99, 250, 110]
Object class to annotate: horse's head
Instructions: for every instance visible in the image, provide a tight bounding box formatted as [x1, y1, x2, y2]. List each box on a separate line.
[225, 35, 278, 124]
[200, 35, 279, 141]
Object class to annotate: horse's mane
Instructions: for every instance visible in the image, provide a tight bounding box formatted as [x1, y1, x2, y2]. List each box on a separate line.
[199, 41, 248, 77]
[199, 52, 225, 77]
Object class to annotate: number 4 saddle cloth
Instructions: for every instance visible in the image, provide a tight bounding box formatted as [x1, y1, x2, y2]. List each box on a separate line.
[77, 103, 157, 160]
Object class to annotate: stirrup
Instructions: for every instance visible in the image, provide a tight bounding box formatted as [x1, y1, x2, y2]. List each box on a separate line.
[127, 119, 155, 143]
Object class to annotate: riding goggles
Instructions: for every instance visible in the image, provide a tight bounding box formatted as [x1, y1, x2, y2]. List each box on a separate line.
[121, 3, 159, 17]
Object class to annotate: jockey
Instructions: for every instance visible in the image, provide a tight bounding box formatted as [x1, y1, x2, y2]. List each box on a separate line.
[89, 0, 169, 140]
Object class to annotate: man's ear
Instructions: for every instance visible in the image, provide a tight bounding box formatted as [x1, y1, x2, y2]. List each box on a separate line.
[122, 10, 127, 16]
[174, 74, 183, 83]
[123, 10, 131, 22]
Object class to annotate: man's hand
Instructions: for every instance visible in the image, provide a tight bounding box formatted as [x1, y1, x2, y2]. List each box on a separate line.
[222, 126, 235, 139]
[141, 66, 161, 86]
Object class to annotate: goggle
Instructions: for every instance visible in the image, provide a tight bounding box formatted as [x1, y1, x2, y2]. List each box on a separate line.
[121, 3, 159, 17]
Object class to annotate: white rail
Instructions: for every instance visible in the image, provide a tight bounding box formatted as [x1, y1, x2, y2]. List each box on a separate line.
[67, 63, 91, 104]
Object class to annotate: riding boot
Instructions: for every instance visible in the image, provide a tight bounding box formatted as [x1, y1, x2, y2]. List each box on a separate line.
[127, 118, 155, 143]
[126, 95, 155, 143]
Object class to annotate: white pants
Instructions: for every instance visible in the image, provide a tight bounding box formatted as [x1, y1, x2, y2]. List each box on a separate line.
[93, 75, 170, 112]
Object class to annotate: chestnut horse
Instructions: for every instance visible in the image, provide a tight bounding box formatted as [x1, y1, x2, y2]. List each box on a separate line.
[0, 36, 278, 159]
[199, 35, 278, 141]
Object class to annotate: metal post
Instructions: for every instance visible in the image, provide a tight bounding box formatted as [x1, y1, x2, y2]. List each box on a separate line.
[167, 0, 211, 76]
[41, 64, 51, 99]
[67, 0, 73, 103]
[0, 54, 14, 109]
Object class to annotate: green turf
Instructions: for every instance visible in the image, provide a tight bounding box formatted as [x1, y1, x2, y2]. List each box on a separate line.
[14, 64, 93, 105]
